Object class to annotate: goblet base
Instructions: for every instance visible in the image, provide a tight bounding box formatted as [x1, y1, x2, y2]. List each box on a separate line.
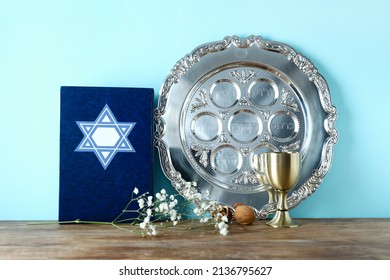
[266, 210, 300, 228]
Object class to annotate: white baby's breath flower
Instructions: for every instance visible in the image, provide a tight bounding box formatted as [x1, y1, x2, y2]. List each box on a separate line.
[118, 185, 230, 236]
[219, 227, 229, 236]
[137, 198, 145, 209]
[159, 202, 169, 213]
[219, 222, 228, 231]
[147, 196, 153, 207]
[148, 225, 157, 236]
[193, 207, 201, 216]
[169, 209, 177, 221]
[169, 201, 176, 209]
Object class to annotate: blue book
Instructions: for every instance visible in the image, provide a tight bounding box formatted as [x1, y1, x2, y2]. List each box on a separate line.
[59, 86, 154, 222]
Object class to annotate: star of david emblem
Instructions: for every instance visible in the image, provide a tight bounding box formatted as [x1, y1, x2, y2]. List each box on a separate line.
[75, 104, 136, 170]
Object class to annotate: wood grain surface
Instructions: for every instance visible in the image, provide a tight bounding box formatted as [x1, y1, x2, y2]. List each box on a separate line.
[0, 219, 389, 260]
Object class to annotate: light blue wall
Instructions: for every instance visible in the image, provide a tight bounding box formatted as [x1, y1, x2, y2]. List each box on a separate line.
[1, 0, 389, 220]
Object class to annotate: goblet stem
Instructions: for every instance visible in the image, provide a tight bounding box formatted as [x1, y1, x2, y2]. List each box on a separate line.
[266, 190, 300, 228]
[276, 190, 288, 211]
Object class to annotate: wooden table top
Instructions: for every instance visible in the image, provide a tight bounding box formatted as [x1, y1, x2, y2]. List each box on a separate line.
[0, 219, 389, 260]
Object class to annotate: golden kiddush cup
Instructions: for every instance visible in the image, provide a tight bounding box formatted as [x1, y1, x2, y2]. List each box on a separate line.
[255, 152, 301, 228]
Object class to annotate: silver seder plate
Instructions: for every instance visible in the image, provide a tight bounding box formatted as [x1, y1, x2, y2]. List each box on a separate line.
[155, 36, 338, 218]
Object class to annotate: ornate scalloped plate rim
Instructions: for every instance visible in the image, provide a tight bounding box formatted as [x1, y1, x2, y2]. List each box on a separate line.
[154, 35, 338, 218]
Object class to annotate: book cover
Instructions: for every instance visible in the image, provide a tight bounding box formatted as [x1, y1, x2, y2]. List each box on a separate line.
[59, 86, 154, 222]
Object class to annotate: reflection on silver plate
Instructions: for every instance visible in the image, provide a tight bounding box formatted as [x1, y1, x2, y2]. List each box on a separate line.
[154, 35, 338, 218]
